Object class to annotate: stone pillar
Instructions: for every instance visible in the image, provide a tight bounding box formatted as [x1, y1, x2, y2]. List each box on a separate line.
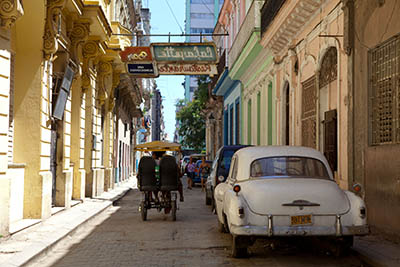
[12, 0, 50, 220]
[69, 20, 90, 200]
[82, 40, 100, 197]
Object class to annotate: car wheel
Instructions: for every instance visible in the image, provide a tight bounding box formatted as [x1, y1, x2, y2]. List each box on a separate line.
[232, 235, 248, 258]
[217, 213, 229, 233]
[211, 197, 216, 214]
[205, 192, 211, 205]
[332, 236, 353, 257]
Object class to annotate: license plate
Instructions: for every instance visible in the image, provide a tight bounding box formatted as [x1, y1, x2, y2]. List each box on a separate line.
[291, 215, 312, 226]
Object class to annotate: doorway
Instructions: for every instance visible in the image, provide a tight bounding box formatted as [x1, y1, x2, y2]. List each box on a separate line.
[284, 83, 290, 145]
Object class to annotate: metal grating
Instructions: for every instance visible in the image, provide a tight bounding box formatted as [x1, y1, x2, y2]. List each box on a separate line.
[319, 47, 338, 88]
[301, 76, 317, 148]
[369, 34, 400, 145]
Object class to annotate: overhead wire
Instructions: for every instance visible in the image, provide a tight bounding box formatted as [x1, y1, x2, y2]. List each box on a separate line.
[200, 0, 215, 15]
[164, 0, 184, 33]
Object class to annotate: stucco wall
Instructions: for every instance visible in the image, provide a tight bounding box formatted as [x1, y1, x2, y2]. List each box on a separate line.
[271, 1, 349, 188]
[13, 0, 51, 219]
[0, 28, 11, 235]
[352, 0, 400, 238]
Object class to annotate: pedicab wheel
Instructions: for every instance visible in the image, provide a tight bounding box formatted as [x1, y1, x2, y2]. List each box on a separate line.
[140, 202, 147, 221]
[205, 193, 211, 205]
[171, 199, 177, 221]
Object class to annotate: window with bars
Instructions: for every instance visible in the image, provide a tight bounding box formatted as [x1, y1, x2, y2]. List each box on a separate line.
[369, 34, 400, 145]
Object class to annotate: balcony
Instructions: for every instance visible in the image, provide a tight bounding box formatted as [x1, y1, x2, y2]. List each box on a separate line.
[261, 0, 287, 35]
[228, 0, 265, 69]
[260, 0, 327, 55]
[210, 49, 227, 90]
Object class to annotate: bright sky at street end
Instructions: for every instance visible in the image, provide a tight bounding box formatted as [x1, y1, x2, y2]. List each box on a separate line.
[147, 0, 186, 141]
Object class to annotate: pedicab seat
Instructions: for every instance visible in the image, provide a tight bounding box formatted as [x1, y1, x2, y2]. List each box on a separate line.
[138, 156, 158, 191]
[160, 155, 179, 191]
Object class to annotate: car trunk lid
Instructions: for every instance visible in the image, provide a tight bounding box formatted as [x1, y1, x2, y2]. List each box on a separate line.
[240, 178, 350, 215]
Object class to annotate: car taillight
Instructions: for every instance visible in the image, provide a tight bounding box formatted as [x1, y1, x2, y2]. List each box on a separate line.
[216, 175, 224, 185]
[233, 185, 241, 194]
[353, 183, 362, 193]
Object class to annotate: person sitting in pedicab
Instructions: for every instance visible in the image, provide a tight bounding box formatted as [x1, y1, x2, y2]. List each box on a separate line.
[153, 151, 184, 203]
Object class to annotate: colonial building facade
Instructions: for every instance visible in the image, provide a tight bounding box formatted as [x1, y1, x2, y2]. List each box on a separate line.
[347, 0, 400, 239]
[260, 0, 350, 189]
[0, 0, 144, 237]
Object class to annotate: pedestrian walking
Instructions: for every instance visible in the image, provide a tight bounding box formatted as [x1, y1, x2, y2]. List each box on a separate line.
[186, 157, 195, 190]
[152, 151, 165, 203]
[199, 156, 210, 192]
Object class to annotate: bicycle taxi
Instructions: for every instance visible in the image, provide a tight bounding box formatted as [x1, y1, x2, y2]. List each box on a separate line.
[135, 141, 181, 221]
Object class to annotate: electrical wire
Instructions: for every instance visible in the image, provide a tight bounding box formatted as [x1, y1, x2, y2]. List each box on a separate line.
[200, 0, 215, 15]
[164, 0, 184, 33]
[379, 0, 397, 43]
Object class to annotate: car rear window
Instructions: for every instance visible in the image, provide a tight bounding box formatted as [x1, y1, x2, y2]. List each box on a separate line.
[220, 150, 236, 170]
[250, 157, 330, 180]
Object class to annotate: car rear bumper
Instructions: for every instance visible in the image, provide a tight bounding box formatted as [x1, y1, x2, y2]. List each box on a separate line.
[229, 224, 369, 237]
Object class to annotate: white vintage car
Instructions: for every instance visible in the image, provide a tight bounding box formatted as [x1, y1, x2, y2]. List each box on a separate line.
[214, 146, 369, 257]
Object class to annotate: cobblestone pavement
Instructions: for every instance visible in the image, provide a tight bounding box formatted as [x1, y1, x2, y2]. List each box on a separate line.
[29, 178, 366, 267]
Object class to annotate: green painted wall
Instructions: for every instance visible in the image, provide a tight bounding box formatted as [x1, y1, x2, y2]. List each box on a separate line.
[247, 99, 252, 145]
[268, 82, 273, 145]
[257, 92, 261, 145]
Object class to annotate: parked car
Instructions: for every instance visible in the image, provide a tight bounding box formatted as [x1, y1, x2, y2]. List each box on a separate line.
[214, 146, 369, 258]
[193, 160, 212, 184]
[205, 145, 250, 209]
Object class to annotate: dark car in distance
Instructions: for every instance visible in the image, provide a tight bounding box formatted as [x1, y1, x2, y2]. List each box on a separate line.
[205, 145, 251, 209]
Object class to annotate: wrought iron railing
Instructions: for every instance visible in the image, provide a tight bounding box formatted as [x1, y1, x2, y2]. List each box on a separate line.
[260, 0, 287, 36]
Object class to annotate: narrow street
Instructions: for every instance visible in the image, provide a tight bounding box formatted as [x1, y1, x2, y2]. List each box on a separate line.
[30, 178, 365, 267]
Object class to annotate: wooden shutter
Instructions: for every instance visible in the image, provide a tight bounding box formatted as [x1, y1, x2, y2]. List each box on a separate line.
[323, 109, 337, 171]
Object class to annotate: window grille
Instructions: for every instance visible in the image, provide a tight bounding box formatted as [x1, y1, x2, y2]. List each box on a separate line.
[301, 76, 316, 148]
[319, 47, 338, 88]
[369, 34, 400, 145]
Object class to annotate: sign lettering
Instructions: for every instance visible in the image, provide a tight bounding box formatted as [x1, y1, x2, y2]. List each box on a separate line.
[157, 63, 217, 76]
[126, 63, 159, 78]
[151, 43, 217, 63]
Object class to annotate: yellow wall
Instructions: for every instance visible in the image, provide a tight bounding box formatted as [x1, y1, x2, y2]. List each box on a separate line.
[0, 29, 11, 234]
[13, 0, 51, 219]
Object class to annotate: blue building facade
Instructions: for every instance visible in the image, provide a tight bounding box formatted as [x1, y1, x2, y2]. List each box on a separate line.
[213, 69, 241, 146]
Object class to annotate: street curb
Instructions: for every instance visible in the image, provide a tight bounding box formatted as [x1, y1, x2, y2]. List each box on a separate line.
[353, 249, 385, 267]
[2, 185, 132, 267]
[110, 187, 132, 203]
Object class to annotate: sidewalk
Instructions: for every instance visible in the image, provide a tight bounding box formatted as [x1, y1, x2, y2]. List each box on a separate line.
[354, 234, 400, 267]
[0, 178, 136, 267]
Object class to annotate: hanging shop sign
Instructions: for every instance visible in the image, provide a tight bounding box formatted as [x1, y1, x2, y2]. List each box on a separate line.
[151, 43, 218, 63]
[157, 63, 217, 76]
[120, 47, 153, 62]
[126, 63, 158, 76]
[120, 47, 159, 78]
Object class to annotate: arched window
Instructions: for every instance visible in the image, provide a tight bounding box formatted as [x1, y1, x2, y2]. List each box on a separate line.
[319, 47, 337, 88]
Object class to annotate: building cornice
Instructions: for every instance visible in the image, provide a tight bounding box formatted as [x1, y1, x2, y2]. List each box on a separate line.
[0, 0, 24, 29]
[260, 0, 329, 56]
